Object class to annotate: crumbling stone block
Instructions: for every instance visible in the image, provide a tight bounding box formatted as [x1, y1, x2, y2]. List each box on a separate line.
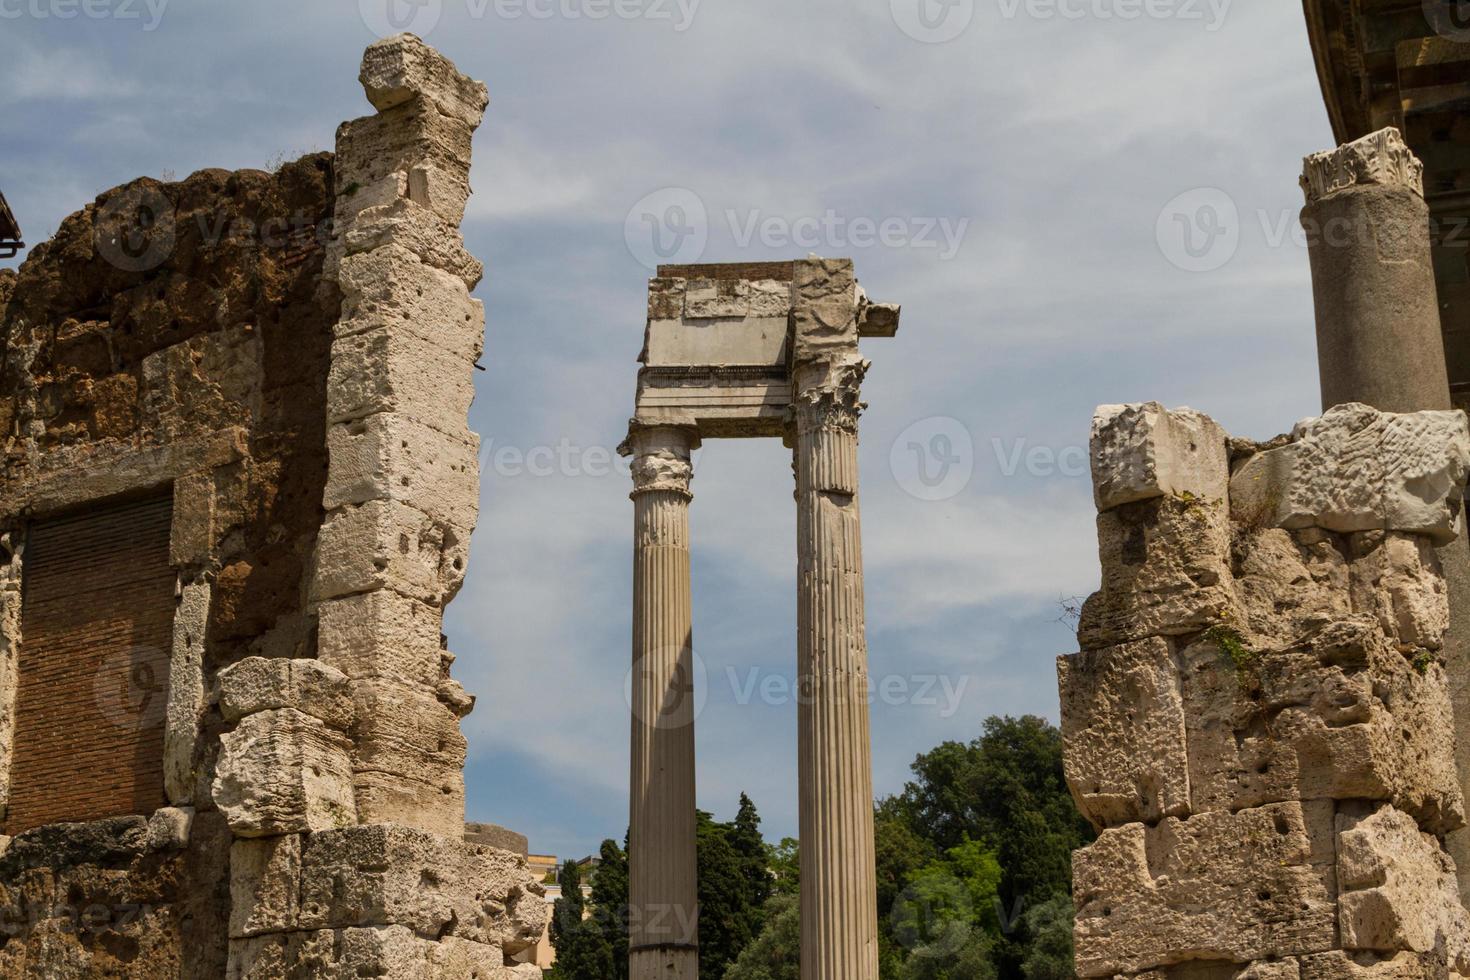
[1091, 402, 1230, 511]
[310, 498, 469, 606]
[325, 325, 476, 432]
[1336, 806, 1470, 966]
[336, 246, 485, 362]
[299, 824, 546, 951]
[1058, 636, 1190, 828]
[315, 589, 447, 690]
[213, 708, 356, 837]
[217, 657, 354, 729]
[359, 33, 490, 127]
[325, 412, 480, 530]
[1073, 802, 1337, 977]
[1077, 494, 1238, 650]
[1230, 403, 1470, 545]
[229, 834, 301, 938]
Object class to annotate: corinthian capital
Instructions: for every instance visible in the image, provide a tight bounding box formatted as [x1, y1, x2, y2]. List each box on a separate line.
[792, 353, 869, 436]
[620, 421, 699, 497]
[1301, 128, 1424, 204]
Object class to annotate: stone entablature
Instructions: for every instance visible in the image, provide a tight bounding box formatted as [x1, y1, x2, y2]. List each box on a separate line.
[1061, 400, 1470, 979]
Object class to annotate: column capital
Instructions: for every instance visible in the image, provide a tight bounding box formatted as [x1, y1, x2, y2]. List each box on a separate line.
[1301, 127, 1424, 204]
[791, 353, 870, 438]
[620, 421, 700, 498]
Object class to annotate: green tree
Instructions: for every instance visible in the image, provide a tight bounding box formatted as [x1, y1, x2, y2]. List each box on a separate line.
[1018, 896, 1074, 980]
[767, 838, 800, 897]
[549, 858, 616, 980]
[698, 810, 755, 979]
[590, 838, 630, 980]
[722, 893, 800, 980]
[732, 793, 773, 927]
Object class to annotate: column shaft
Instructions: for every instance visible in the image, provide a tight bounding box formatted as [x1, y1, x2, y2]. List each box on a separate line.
[794, 358, 880, 980]
[627, 427, 699, 980]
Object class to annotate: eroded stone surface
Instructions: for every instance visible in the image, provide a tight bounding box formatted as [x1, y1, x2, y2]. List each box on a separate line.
[1091, 403, 1230, 512]
[213, 708, 356, 837]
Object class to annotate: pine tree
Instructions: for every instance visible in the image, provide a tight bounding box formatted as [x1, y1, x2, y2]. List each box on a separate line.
[731, 793, 773, 935]
[697, 809, 755, 979]
[589, 838, 630, 980]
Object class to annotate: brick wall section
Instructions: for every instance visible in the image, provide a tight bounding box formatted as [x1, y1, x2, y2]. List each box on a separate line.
[7, 494, 175, 833]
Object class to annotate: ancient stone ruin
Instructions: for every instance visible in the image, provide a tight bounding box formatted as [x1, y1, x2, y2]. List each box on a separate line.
[621, 259, 900, 980]
[1058, 128, 1470, 977]
[1064, 401, 1470, 977]
[0, 35, 545, 978]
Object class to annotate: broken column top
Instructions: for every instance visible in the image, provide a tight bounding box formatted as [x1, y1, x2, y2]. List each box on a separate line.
[1300, 127, 1424, 204]
[359, 33, 489, 126]
[634, 257, 899, 439]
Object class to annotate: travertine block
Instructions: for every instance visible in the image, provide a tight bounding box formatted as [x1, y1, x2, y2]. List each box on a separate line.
[407, 164, 472, 227]
[684, 277, 791, 319]
[1229, 404, 1470, 545]
[213, 708, 356, 837]
[299, 825, 546, 949]
[348, 677, 468, 778]
[1232, 528, 1351, 649]
[352, 770, 464, 839]
[217, 657, 354, 729]
[342, 199, 482, 289]
[336, 99, 475, 196]
[1179, 619, 1463, 834]
[325, 413, 480, 530]
[1091, 403, 1229, 511]
[337, 246, 484, 362]
[1349, 533, 1448, 651]
[359, 33, 489, 127]
[1300, 951, 1452, 979]
[316, 590, 446, 689]
[311, 499, 469, 606]
[1058, 636, 1190, 828]
[230, 834, 301, 938]
[1337, 806, 1470, 966]
[325, 326, 475, 434]
[1078, 495, 1238, 650]
[1073, 803, 1337, 977]
[229, 927, 502, 980]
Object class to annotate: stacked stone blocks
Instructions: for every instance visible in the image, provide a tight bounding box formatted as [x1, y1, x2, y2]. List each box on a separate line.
[1061, 400, 1470, 978]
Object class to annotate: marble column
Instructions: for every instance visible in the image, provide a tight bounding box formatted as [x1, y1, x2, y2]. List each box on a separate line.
[1302, 128, 1470, 904]
[624, 423, 700, 980]
[792, 354, 880, 980]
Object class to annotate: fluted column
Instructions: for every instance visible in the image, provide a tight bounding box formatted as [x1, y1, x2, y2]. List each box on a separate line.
[624, 423, 700, 980]
[792, 354, 880, 980]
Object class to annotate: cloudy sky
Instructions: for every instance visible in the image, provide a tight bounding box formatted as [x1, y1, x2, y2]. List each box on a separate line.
[2, 0, 1333, 858]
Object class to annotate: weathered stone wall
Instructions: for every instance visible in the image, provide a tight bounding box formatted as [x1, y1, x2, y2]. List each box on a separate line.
[0, 32, 546, 979]
[1061, 401, 1470, 979]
